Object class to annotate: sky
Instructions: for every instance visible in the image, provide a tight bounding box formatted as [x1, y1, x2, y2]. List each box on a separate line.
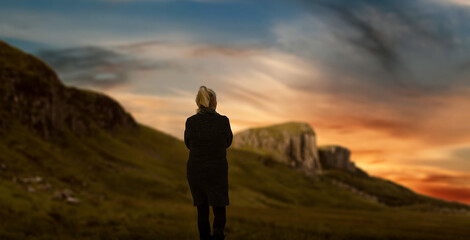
[1, 0, 470, 204]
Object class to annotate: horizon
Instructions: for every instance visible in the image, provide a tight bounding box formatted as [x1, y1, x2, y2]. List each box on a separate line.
[1, 0, 470, 205]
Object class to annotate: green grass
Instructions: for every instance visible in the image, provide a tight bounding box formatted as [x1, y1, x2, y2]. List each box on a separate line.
[260, 121, 316, 136]
[1, 121, 469, 239]
[1, 38, 469, 239]
[235, 121, 315, 142]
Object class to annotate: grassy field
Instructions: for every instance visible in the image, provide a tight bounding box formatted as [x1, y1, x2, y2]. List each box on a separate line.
[1, 37, 469, 239]
[1, 121, 469, 239]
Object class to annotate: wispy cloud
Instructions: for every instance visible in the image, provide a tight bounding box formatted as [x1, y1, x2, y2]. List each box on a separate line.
[37, 40, 325, 135]
[289, 0, 470, 89]
[5, 0, 470, 204]
[40, 39, 470, 175]
[432, 0, 470, 7]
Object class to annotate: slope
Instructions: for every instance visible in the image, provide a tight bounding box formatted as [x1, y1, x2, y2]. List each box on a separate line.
[0, 39, 469, 239]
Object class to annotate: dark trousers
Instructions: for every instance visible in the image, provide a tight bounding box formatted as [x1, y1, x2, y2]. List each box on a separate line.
[197, 204, 226, 238]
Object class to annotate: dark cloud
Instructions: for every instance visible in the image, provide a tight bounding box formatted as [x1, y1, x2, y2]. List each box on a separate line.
[34, 45, 173, 90]
[36, 46, 121, 72]
[315, 1, 402, 74]
[35, 46, 130, 88]
[293, 0, 468, 87]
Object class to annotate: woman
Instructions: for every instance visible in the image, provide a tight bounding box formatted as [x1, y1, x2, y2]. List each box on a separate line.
[184, 86, 233, 240]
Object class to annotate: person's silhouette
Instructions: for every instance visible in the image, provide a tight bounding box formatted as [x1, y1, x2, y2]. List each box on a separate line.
[184, 86, 232, 240]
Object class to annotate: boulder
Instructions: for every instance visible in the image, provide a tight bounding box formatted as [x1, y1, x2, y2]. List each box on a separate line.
[52, 188, 80, 204]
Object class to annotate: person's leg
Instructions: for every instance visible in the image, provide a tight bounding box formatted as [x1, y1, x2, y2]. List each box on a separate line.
[197, 204, 211, 240]
[212, 205, 226, 239]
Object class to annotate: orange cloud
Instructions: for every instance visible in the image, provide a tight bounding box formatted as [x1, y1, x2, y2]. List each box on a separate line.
[98, 40, 470, 205]
[414, 185, 470, 205]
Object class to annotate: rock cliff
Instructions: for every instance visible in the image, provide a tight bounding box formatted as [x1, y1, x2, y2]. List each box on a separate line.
[233, 122, 322, 174]
[233, 122, 369, 177]
[0, 40, 137, 139]
[318, 145, 368, 176]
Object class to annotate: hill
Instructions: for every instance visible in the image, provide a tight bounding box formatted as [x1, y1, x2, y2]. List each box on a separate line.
[1, 39, 469, 240]
[234, 122, 470, 209]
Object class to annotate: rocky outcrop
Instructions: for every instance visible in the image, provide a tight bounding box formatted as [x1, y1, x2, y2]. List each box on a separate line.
[318, 145, 368, 176]
[233, 122, 369, 177]
[233, 122, 322, 174]
[0, 40, 137, 139]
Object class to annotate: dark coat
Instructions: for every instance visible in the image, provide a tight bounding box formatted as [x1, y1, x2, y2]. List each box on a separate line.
[184, 108, 233, 206]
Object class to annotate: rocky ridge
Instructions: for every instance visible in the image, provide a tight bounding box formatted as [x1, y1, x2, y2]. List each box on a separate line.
[233, 122, 366, 176]
[0, 40, 137, 139]
[233, 122, 322, 174]
[318, 145, 368, 176]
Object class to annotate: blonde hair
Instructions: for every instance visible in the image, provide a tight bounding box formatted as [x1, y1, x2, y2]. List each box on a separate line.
[196, 86, 217, 112]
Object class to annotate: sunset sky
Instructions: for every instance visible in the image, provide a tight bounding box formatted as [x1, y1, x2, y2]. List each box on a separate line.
[1, 0, 470, 204]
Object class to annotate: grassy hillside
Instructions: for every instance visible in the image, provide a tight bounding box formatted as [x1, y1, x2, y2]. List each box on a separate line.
[1, 39, 469, 239]
[234, 122, 470, 212]
[234, 121, 315, 143]
[1, 120, 470, 239]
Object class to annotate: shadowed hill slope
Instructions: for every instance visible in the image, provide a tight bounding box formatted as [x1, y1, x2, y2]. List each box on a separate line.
[0, 40, 136, 139]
